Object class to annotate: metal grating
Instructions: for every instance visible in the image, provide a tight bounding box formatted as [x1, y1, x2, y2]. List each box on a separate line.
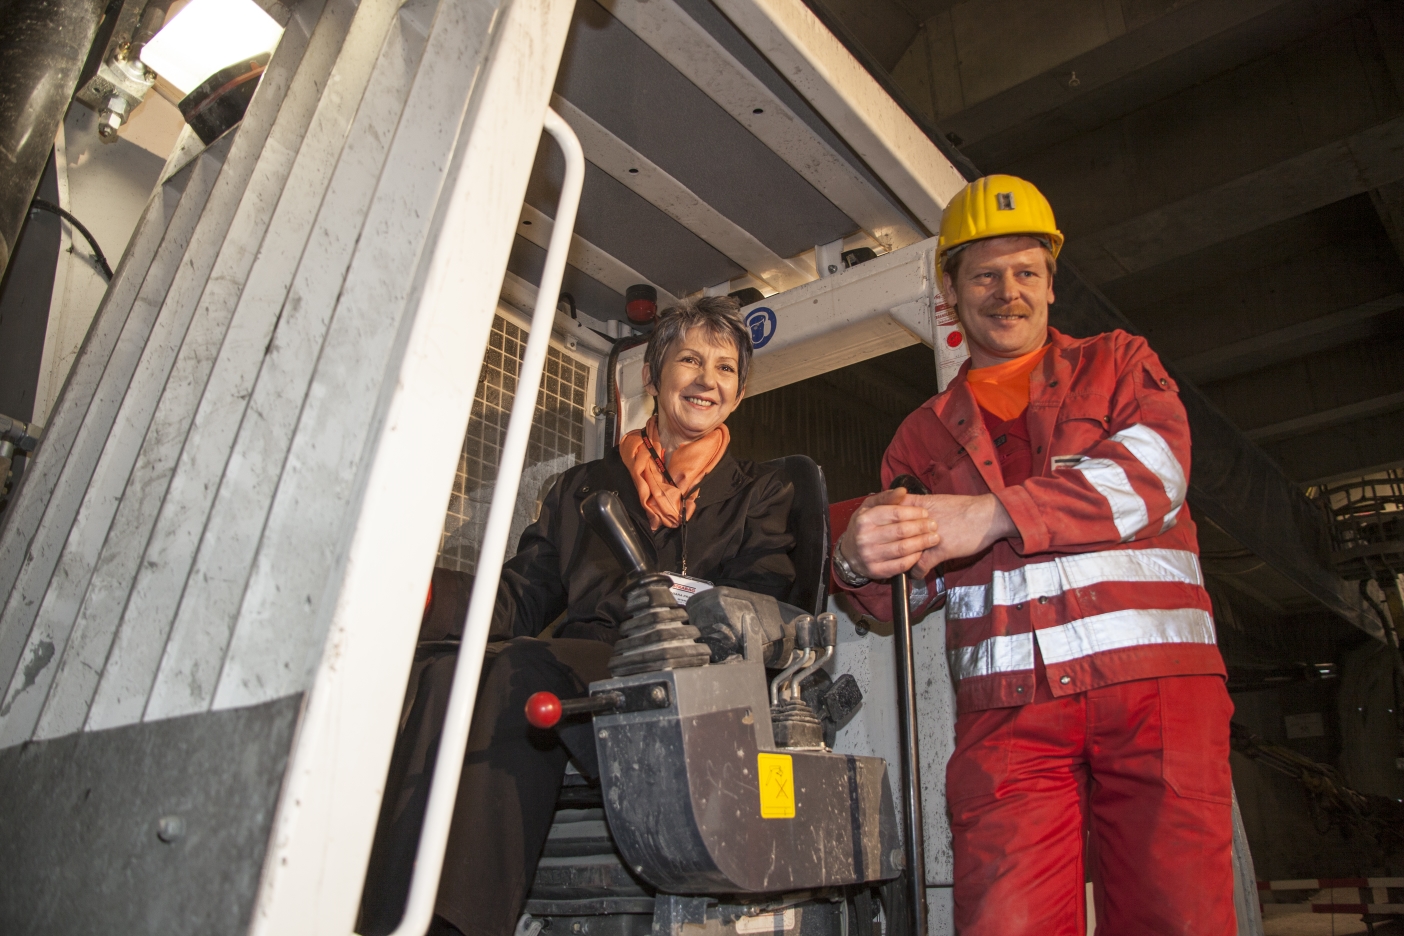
[437, 313, 592, 573]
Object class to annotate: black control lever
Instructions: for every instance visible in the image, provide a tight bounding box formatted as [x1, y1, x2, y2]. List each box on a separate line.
[579, 490, 710, 677]
[581, 490, 656, 581]
[888, 473, 928, 936]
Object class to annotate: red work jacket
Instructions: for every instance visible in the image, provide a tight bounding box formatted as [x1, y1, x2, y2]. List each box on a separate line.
[842, 328, 1224, 713]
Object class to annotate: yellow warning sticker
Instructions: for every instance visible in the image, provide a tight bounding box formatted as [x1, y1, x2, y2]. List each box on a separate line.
[757, 752, 795, 819]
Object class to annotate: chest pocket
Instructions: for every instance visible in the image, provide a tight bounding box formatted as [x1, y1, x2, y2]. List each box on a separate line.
[930, 438, 988, 492]
[1052, 395, 1111, 458]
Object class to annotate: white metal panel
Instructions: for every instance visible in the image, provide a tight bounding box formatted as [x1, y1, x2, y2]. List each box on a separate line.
[137, 0, 419, 725]
[0, 0, 326, 743]
[609, 238, 940, 425]
[75, 0, 384, 729]
[37, 0, 362, 739]
[100, 0, 432, 727]
[709, 0, 967, 233]
[0, 141, 234, 745]
[598, 0, 924, 251]
[550, 94, 810, 292]
[0, 150, 214, 705]
[246, 0, 578, 930]
[211, 0, 506, 713]
[742, 237, 939, 395]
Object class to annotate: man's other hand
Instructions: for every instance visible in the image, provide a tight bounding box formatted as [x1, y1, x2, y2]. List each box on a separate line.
[839, 488, 941, 581]
[906, 493, 1017, 575]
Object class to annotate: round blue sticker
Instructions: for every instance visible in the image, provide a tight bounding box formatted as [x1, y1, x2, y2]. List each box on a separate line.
[746, 307, 777, 349]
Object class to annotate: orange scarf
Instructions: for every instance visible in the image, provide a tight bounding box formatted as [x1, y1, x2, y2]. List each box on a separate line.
[619, 416, 730, 530]
[966, 345, 1051, 421]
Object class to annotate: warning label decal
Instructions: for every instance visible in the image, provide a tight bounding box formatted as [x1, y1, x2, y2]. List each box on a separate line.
[757, 752, 796, 819]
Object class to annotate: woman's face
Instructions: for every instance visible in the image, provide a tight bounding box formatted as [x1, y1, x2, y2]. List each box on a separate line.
[645, 326, 745, 445]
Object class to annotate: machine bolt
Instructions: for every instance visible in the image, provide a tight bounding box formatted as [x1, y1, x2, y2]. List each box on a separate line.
[649, 685, 667, 706]
[598, 729, 608, 738]
[890, 848, 905, 868]
[156, 815, 186, 842]
[571, 923, 582, 933]
[97, 94, 131, 141]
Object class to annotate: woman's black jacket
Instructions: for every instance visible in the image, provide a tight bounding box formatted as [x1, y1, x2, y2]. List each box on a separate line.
[489, 445, 796, 644]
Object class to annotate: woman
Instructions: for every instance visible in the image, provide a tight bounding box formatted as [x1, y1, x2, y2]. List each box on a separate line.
[361, 296, 796, 936]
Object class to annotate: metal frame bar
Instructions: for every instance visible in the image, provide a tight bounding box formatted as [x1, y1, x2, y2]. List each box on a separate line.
[373, 106, 584, 936]
[707, 0, 967, 235]
[517, 201, 679, 307]
[551, 94, 811, 292]
[247, 3, 579, 929]
[597, 0, 925, 251]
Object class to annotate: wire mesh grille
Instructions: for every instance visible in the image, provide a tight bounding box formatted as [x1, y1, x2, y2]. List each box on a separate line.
[437, 314, 591, 573]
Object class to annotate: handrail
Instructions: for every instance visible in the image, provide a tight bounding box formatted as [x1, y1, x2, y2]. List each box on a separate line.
[374, 105, 585, 936]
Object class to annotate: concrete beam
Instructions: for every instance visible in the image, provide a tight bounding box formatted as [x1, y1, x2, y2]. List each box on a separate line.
[1063, 115, 1404, 284]
[1247, 390, 1404, 444]
[1371, 179, 1404, 267]
[1202, 333, 1404, 441]
[945, 0, 1347, 162]
[1263, 408, 1404, 484]
[1175, 292, 1404, 383]
[805, 0, 918, 72]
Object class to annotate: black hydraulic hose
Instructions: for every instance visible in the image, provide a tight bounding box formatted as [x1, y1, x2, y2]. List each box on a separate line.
[31, 198, 113, 279]
[889, 473, 929, 936]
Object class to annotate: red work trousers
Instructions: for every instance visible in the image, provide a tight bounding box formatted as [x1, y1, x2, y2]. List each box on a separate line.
[947, 673, 1236, 936]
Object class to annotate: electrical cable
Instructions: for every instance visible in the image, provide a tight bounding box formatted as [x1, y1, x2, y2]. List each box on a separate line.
[30, 198, 113, 280]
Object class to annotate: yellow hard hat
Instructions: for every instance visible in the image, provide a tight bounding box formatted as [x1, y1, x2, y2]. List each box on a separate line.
[937, 175, 1063, 283]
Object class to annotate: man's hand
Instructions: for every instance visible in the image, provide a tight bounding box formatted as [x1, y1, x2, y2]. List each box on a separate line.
[906, 493, 1017, 575]
[839, 488, 942, 581]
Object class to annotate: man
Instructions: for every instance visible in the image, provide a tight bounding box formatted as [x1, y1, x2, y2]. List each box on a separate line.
[830, 175, 1235, 935]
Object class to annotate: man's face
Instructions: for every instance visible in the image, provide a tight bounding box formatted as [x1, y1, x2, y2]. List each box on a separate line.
[943, 235, 1054, 366]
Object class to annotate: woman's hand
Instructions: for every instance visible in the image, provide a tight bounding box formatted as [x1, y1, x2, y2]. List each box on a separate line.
[839, 488, 941, 581]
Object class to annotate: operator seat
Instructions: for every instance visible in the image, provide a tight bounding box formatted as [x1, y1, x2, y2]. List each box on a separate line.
[766, 454, 830, 618]
[523, 454, 833, 922]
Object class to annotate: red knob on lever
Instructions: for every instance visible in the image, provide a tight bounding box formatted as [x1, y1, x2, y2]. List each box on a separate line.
[525, 691, 563, 729]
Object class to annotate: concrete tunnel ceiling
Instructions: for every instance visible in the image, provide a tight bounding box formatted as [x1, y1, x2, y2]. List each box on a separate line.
[496, 0, 1403, 628]
[805, 0, 1404, 489]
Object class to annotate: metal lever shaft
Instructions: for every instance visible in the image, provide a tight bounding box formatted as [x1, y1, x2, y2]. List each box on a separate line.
[889, 473, 929, 936]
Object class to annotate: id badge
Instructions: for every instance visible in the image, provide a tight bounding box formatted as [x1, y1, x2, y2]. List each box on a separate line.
[666, 573, 713, 607]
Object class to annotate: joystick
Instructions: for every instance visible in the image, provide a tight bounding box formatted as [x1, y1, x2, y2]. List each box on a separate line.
[580, 491, 711, 676]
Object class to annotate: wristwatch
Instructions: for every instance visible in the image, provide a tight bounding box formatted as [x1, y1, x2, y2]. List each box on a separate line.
[831, 536, 871, 587]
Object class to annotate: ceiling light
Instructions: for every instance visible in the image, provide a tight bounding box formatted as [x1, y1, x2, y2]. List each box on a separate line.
[140, 0, 282, 96]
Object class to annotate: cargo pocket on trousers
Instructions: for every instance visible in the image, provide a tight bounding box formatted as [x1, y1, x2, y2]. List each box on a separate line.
[947, 710, 1013, 805]
[1159, 675, 1234, 804]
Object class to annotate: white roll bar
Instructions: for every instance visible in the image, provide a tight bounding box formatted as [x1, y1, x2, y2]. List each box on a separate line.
[375, 106, 585, 936]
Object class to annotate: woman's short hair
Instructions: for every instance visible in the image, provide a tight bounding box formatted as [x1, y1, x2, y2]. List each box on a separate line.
[643, 295, 754, 391]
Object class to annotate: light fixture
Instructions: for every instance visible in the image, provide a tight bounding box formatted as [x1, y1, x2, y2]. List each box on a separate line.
[139, 0, 282, 96]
